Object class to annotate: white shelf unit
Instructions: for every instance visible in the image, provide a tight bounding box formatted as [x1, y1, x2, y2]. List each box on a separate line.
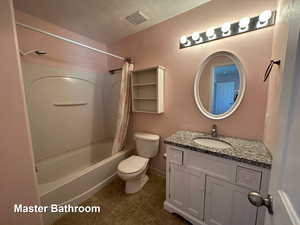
[131, 66, 165, 113]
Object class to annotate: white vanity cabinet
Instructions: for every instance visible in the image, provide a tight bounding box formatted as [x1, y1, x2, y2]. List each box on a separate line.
[205, 176, 257, 225]
[185, 167, 205, 220]
[164, 145, 270, 225]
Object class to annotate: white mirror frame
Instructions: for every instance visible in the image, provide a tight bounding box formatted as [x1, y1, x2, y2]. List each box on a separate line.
[194, 51, 246, 120]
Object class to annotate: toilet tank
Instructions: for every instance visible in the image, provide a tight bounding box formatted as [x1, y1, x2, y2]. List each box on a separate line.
[134, 132, 160, 158]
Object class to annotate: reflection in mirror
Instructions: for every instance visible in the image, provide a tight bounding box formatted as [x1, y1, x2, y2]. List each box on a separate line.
[195, 51, 245, 119]
[199, 57, 240, 114]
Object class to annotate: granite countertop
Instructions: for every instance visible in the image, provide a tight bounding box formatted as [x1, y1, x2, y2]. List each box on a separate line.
[164, 130, 272, 169]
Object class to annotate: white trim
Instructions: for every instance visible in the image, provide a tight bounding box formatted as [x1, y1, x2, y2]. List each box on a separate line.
[278, 190, 300, 225]
[194, 51, 246, 120]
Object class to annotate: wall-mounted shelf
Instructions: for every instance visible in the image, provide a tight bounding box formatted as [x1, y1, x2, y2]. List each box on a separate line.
[131, 66, 165, 114]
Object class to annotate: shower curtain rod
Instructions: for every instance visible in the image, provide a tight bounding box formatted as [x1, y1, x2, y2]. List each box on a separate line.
[16, 22, 127, 61]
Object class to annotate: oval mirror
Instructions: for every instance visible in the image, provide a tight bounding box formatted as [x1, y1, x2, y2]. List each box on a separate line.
[194, 51, 246, 120]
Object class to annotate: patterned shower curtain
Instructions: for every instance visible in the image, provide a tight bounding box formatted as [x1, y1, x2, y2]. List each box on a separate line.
[112, 62, 134, 154]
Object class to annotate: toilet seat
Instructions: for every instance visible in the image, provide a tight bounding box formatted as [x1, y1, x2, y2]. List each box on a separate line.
[118, 155, 149, 174]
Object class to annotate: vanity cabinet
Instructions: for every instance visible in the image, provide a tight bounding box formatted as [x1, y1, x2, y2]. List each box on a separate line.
[169, 163, 186, 208]
[205, 176, 257, 225]
[168, 163, 205, 220]
[164, 145, 270, 225]
[185, 168, 205, 220]
[168, 147, 205, 220]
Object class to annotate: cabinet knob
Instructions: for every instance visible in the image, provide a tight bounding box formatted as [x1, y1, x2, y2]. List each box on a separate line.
[248, 192, 273, 215]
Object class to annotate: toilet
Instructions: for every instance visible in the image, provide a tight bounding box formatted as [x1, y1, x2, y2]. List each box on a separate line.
[117, 132, 160, 194]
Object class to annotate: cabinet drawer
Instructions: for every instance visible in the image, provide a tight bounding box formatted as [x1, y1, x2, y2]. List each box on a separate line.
[236, 166, 261, 190]
[184, 151, 236, 183]
[168, 147, 183, 165]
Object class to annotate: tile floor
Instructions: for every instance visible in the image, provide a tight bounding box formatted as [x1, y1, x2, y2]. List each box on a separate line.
[53, 172, 190, 225]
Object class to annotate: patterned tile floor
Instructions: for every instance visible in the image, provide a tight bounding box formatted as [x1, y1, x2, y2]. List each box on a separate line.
[53, 172, 191, 225]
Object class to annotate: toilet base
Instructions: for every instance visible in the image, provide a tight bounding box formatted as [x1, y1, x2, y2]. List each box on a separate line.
[125, 174, 149, 194]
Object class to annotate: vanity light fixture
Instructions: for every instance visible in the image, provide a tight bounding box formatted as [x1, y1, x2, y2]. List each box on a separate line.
[206, 28, 216, 40]
[192, 32, 202, 43]
[221, 22, 231, 36]
[179, 10, 276, 49]
[239, 17, 250, 32]
[180, 35, 187, 44]
[180, 35, 191, 46]
[257, 10, 272, 28]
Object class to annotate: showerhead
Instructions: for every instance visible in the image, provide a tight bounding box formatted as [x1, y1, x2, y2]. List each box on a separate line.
[19, 49, 47, 56]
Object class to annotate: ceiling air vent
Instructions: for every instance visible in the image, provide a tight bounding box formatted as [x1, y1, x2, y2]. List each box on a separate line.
[125, 10, 148, 25]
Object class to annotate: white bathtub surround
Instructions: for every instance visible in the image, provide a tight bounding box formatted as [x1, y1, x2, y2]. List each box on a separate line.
[21, 62, 120, 162]
[102, 72, 122, 137]
[112, 62, 134, 154]
[117, 132, 160, 193]
[20, 62, 131, 224]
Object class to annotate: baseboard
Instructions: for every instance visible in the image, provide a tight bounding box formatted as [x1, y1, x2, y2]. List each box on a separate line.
[164, 201, 206, 225]
[43, 173, 118, 225]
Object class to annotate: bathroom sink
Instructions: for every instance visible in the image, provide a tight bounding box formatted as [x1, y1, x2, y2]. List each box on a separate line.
[193, 137, 232, 149]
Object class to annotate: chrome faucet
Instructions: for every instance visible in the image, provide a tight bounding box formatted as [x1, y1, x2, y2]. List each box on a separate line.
[211, 124, 218, 138]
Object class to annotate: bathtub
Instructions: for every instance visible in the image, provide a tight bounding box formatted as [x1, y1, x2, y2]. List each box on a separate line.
[37, 139, 132, 225]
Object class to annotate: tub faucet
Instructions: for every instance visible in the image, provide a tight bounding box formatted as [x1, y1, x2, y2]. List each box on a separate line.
[211, 124, 218, 138]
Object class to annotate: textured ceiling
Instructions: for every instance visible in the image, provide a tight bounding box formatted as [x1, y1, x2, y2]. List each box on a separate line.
[14, 0, 210, 44]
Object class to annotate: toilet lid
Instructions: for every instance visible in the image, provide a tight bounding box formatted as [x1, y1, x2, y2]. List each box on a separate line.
[134, 132, 160, 141]
[118, 156, 149, 174]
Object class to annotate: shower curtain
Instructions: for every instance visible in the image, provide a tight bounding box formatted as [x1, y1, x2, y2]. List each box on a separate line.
[112, 62, 134, 154]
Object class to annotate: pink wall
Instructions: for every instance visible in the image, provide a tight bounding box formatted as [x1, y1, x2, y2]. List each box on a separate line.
[0, 1, 42, 224]
[108, 0, 276, 172]
[15, 10, 108, 74]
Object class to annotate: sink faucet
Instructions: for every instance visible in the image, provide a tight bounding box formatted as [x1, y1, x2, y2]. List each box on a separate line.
[211, 124, 218, 138]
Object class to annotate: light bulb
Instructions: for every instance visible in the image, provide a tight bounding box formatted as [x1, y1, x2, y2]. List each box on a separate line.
[239, 17, 250, 31]
[259, 10, 272, 23]
[206, 28, 215, 39]
[239, 17, 250, 28]
[180, 35, 188, 44]
[192, 32, 200, 41]
[221, 22, 231, 35]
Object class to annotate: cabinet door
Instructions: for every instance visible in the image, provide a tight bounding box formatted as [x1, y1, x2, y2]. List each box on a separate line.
[186, 168, 205, 220]
[230, 185, 258, 225]
[205, 176, 232, 225]
[169, 163, 186, 209]
[205, 176, 257, 225]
